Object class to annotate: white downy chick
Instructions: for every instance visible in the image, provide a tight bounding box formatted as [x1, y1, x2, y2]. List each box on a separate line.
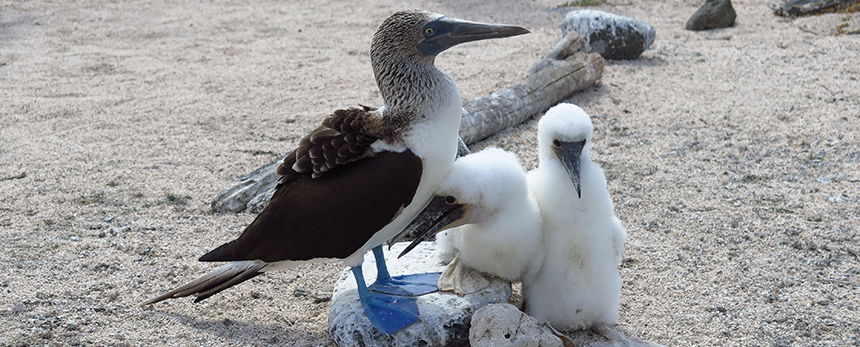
[524, 103, 627, 330]
[398, 147, 544, 292]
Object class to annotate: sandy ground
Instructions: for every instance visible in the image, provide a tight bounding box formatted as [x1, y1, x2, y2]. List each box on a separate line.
[1, 0, 859, 346]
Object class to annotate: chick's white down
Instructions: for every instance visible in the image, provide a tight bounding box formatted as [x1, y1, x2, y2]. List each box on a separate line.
[523, 103, 627, 330]
[435, 148, 544, 283]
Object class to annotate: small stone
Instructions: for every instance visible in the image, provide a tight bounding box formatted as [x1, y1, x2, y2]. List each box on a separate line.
[686, 0, 737, 31]
[64, 320, 80, 331]
[312, 293, 331, 303]
[469, 304, 563, 347]
[329, 242, 511, 347]
[38, 330, 53, 339]
[827, 196, 845, 203]
[562, 10, 656, 60]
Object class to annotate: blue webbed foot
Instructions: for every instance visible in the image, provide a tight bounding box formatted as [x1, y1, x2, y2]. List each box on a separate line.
[352, 265, 420, 335]
[368, 245, 440, 296]
[360, 291, 420, 335]
[370, 272, 441, 296]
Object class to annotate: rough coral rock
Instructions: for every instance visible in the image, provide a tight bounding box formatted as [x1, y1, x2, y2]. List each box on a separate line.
[562, 10, 655, 60]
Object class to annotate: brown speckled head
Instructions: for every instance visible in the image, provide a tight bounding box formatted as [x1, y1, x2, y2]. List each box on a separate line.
[370, 10, 528, 112]
[371, 10, 442, 63]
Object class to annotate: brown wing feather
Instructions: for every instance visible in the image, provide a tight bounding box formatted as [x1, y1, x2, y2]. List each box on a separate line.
[200, 150, 423, 262]
[281, 105, 380, 181]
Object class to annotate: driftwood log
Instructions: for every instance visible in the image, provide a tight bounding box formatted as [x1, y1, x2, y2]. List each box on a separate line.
[771, 0, 860, 16]
[211, 32, 604, 213]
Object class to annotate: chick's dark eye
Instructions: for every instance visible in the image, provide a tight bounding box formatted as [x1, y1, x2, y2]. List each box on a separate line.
[424, 27, 435, 36]
[444, 195, 457, 205]
[552, 139, 562, 148]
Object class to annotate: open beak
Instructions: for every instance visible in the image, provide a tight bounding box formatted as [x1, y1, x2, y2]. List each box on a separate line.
[417, 17, 529, 56]
[553, 140, 585, 198]
[395, 194, 469, 259]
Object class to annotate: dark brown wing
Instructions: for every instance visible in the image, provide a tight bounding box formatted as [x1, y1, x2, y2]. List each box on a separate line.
[283, 105, 379, 180]
[200, 150, 423, 262]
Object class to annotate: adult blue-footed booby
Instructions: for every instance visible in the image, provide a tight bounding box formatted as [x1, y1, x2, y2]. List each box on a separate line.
[396, 148, 543, 295]
[523, 103, 626, 332]
[140, 10, 528, 336]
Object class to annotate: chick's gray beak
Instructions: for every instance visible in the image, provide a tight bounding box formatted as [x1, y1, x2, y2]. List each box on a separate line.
[396, 194, 468, 259]
[553, 140, 585, 198]
[417, 17, 529, 56]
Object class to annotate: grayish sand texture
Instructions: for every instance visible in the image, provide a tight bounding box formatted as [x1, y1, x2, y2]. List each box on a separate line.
[1, 0, 858, 345]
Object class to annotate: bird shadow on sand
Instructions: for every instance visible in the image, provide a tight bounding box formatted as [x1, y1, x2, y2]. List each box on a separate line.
[148, 310, 333, 346]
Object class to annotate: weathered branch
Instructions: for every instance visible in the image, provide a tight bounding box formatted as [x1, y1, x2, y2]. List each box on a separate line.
[459, 32, 602, 144]
[211, 32, 604, 213]
[771, 0, 860, 17]
[211, 154, 286, 213]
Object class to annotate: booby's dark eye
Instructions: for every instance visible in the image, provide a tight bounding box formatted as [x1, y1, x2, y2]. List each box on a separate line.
[444, 195, 457, 205]
[424, 27, 435, 36]
[552, 139, 562, 148]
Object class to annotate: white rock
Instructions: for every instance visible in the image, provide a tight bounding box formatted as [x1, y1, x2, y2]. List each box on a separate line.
[469, 304, 563, 347]
[562, 10, 655, 60]
[329, 242, 511, 347]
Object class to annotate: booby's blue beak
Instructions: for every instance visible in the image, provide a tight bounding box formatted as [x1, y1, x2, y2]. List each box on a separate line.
[417, 17, 529, 56]
[395, 194, 469, 258]
[553, 139, 585, 198]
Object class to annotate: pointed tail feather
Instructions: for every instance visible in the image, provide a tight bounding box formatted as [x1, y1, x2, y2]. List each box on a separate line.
[141, 261, 267, 306]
